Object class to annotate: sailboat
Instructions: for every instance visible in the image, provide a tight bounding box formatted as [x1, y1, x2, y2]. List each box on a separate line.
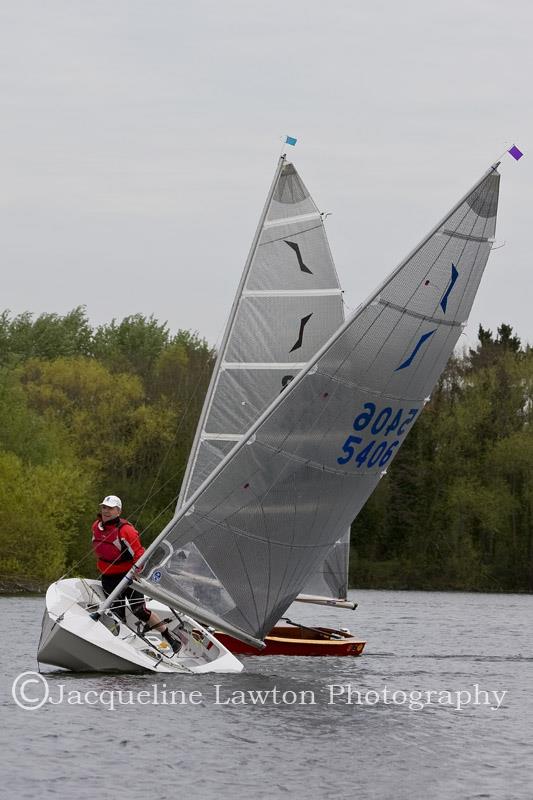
[38, 153, 501, 672]
[172, 154, 364, 655]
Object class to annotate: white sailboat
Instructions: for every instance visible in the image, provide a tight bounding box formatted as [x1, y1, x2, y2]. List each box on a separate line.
[38, 153, 501, 672]
[38, 578, 242, 673]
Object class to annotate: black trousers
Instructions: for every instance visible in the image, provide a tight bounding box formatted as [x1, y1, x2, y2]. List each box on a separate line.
[100, 572, 151, 623]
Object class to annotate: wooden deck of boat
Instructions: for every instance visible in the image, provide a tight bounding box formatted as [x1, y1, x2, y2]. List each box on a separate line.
[215, 626, 366, 657]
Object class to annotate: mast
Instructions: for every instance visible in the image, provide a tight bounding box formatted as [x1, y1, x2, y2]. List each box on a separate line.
[177, 154, 288, 508]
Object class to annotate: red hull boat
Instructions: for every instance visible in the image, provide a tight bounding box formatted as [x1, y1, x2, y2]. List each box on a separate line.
[216, 624, 366, 657]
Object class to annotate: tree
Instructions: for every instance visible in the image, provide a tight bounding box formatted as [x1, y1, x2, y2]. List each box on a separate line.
[92, 314, 170, 383]
[0, 307, 93, 365]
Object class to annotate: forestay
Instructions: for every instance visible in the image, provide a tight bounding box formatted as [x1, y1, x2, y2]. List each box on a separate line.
[138, 164, 500, 643]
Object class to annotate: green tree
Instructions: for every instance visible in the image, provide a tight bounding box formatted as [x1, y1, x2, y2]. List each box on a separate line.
[0, 452, 92, 585]
[93, 314, 170, 383]
[0, 307, 93, 365]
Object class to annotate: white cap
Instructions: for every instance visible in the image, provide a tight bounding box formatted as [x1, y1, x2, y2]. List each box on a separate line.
[100, 495, 122, 509]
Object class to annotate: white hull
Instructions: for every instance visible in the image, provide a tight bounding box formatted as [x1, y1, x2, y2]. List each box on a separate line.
[38, 578, 243, 674]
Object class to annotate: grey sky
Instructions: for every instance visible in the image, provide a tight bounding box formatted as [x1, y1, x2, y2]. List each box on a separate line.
[1, 0, 531, 351]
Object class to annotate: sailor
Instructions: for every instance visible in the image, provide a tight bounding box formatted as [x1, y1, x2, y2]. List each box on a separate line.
[92, 495, 181, 654]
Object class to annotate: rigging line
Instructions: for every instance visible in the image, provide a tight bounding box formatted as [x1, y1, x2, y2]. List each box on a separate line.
[35, 344, 224, 585]
[131, 287, 232, 526]
[15, 348, 218, 583]
[61, 491, 181, 582]
[131, 354, 215, 529]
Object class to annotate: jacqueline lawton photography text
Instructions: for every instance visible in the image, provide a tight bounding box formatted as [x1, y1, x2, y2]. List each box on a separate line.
[12, 673, 507, 712]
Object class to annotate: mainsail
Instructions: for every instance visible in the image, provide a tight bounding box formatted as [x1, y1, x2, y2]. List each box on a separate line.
[135, 162, 500, 645]
[177, 156, 351, 603]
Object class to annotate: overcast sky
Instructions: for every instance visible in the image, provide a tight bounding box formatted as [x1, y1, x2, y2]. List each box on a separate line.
[1, 0, 531, 352]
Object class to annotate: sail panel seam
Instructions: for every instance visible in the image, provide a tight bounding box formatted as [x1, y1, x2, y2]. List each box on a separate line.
[378, 300, 464, 328]
[194, 515, 344, 549]
[255, 440, 372, 477]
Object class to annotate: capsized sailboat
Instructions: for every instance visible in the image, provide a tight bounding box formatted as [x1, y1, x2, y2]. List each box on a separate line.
[118, 159, 501, 655]
[175, 155, 362, 654]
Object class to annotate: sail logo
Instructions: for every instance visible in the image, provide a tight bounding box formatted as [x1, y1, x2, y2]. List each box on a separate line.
[395, 330, 436, 371]
[151, 571, 162, 583]
[290, 313, 313, 353]
[440, 264, 459, 313]
[284, 240, 313, 274]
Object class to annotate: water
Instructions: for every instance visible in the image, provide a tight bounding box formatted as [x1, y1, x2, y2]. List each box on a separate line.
[1, 590, 531, 800]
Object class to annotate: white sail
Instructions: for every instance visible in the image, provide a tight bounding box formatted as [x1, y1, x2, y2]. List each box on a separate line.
[177, 156, 350, 603]
[136, 163, 500, 643]
[178, 158, 344, 503]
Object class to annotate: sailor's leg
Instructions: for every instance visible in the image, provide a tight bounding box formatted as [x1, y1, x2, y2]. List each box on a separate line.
[127, 589, 182, 652]
[101, 573, 127, 623]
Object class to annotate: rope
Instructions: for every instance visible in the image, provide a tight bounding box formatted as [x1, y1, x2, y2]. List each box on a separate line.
[56, 323, 228, 583]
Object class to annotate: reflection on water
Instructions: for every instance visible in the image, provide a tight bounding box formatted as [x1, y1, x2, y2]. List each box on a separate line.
[1, 589, 532, 800]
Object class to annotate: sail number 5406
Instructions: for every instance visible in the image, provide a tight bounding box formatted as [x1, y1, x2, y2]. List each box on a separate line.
[337, 403, 419, 467]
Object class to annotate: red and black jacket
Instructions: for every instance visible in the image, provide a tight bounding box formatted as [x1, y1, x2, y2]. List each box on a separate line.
[91, 516, 144, 575]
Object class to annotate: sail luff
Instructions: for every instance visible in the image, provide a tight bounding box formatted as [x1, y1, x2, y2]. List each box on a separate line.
[177, 155, 288, 509]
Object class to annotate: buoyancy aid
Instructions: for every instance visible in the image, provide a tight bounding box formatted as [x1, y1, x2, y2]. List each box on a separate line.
[91, 517, 144, 574]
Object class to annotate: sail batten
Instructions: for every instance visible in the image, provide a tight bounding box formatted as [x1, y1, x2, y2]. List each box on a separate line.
[142, 162, 500, 642]
[242, 289, 343, 297]
[221, 362, 307, 370]
[264, 211, 322, 228]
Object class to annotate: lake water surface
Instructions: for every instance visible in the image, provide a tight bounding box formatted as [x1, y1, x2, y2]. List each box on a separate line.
[1, 590, 532, 799]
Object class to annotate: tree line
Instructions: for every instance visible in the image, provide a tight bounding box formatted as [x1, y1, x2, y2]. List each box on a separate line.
[350, 323, 533, 592]
[0, 308, 531, 592]
[0, 307, 214, 590]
